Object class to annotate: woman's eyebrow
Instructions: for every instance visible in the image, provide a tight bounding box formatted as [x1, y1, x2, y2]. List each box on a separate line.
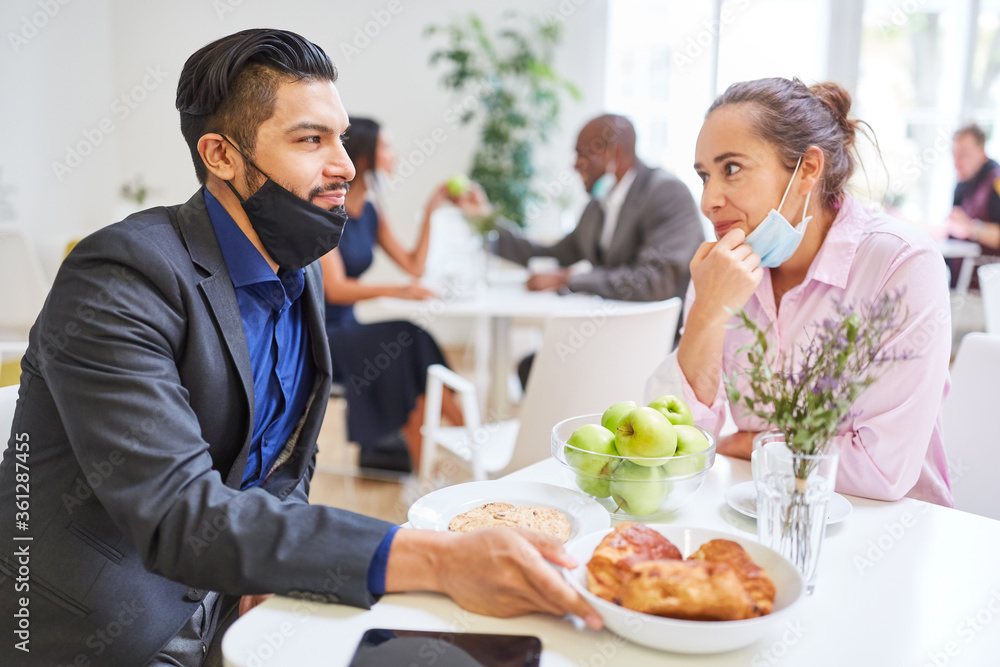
[694, 152, 749, 171]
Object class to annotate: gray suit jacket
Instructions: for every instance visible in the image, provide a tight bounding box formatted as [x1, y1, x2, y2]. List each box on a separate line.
[496, 162, 704, 301]
[0, 190, 393, 666]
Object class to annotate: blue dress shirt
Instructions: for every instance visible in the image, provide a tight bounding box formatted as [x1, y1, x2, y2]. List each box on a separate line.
[204, 189, 316, 489]
[204, 189, 395, 594]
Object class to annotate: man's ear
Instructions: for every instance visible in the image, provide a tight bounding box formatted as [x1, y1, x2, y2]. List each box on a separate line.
[198, 133, 239, 182]
[800, 145, 825, 194]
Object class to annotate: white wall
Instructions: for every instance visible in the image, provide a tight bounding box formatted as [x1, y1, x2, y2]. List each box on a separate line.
[0, 0, 121, 284]
[0, 0, 607, 338]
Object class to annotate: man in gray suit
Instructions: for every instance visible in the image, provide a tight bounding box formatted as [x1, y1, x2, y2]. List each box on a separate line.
[0, 30, 598, 667]
[460, 114, 703, 385]
[469, 114, 703, 302]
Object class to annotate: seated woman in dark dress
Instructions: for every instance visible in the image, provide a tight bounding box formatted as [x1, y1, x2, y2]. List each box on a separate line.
[320, 117, 461, 472]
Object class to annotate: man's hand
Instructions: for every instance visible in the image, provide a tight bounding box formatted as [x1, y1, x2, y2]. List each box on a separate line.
[947, 207, 976, 240]
[526, 270, 570, 292]
[385, 528, 603, 629]
[239, 594, 274, 617]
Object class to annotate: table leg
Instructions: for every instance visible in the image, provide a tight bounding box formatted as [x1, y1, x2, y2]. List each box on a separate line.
[956, 257, 976, 296]
[489, 316, 511, 420]
[473, 315, 491, 417]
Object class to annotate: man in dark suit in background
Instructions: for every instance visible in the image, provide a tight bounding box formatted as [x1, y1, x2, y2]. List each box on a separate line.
[0, 29, 599, 667]
[948, 123, 1000, 289]
[459, 114, 704, 386]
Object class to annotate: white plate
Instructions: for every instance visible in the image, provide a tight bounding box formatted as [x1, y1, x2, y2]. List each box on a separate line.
[407, 480, 610, 543]
[725, 480, 853, 524]
[563, 525, 805, 654]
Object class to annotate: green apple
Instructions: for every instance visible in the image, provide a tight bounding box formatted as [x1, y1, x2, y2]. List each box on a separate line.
[647, 395, 695, 426]
[663, 425, 711, 477]
[601, 400, 639, 433]
[446, 173, 470, 197]
[564, 424, 618, 497]
[615, 407, 677, 466]
[574, 473, 615, 498]
[610, 461, 673, 515]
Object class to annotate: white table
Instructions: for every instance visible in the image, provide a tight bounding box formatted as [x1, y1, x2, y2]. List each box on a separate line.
[941, 239, 983, 295]
[222, 456, 1000, 666]
[366, 275, 609, 419]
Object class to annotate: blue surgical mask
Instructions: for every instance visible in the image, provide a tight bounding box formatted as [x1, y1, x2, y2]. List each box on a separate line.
[590, 164, 617, 201]
[744, 157, 812, 268]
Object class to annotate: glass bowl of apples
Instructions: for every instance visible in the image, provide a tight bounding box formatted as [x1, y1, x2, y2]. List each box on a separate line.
[551, 398, 716, 520]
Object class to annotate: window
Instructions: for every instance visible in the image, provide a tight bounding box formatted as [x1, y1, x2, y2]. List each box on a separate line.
[605, 0, 1000, 230]
[604, 0, 716, 199]
[605, 0, 829, 205]
[856, 0, 973, 222]
[715, 0, 829, 91]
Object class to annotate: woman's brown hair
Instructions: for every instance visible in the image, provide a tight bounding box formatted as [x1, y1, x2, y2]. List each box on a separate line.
[707, 77, 865, 211]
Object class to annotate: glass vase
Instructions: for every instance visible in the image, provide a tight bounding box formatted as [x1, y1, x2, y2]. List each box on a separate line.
[751, 431, 839, 595]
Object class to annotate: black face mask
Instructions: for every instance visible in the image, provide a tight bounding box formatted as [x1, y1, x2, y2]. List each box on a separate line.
[222, 137, 348, 272]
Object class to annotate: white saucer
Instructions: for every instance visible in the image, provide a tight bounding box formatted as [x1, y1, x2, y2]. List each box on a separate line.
[725, 481, 853, 524]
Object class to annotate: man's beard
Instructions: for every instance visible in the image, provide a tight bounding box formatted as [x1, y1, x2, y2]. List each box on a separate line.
[241, 163, 350, 206]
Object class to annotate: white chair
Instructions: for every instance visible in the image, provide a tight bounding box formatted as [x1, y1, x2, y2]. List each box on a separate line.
[420, 298, 682, 481]
[979, 263, 1000, 334]
[942, 332, 1000, 520]
[1, 384, 20, 445]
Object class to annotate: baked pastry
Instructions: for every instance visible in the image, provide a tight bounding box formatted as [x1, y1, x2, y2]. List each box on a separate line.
[586, 523, 682, 603]
[491, 506, 572, 542]
[619, 560, 758, 621]
[447, 503, 572, 542]
[448, 503, 515, 532]
[689, 539, 776, 616]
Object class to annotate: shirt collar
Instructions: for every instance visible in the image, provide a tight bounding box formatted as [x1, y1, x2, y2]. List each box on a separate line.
[803, 194, 866, 289]
[204, 188, 304, 312]
[604, 167, 638, 210]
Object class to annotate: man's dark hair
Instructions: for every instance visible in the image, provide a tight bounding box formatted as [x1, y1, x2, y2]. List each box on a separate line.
[176, 29, 338, 184]
[954, 123, 987, 147]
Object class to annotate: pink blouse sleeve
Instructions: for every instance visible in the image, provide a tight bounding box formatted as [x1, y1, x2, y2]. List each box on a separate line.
[645, 282, 728, 437]
[831, 243, 952, 501]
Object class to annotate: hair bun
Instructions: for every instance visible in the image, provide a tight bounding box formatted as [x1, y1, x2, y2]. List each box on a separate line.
[809, 82, 855, 142]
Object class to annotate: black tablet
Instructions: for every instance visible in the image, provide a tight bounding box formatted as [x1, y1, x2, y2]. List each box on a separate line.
[346, 628, 541, 667]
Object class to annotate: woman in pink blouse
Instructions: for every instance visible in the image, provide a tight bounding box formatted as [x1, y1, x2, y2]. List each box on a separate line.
[649, 77, 953, 506]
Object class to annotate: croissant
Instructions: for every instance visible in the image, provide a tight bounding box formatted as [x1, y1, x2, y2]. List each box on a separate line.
[619, 560, 758, 621]
[586, 523, 682, 603]
[689, 539, 776, 616]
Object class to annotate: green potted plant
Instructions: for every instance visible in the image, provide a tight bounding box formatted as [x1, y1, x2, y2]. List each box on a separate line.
[120, 174, 150, 207]
[425, 11, 581, 229]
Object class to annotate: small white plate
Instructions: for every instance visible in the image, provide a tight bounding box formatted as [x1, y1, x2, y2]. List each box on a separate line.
[725, 480, 853, 524]
[407, 480, 610, 543]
